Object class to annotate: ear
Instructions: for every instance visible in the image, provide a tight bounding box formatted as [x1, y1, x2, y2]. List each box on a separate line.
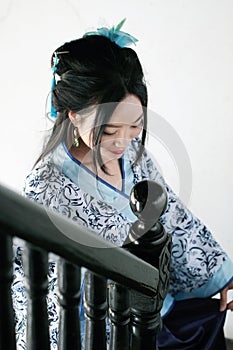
[68, 111, 79, 126]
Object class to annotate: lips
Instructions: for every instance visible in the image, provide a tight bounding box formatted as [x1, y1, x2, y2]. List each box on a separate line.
[110, 149, 124, 155]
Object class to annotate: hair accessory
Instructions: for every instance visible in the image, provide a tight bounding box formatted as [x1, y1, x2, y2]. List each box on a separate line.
[50, 52, 59, 119]
[73, 128, 79, 147]
[85, 18, 138, 48]
[50, 51, 69, 120]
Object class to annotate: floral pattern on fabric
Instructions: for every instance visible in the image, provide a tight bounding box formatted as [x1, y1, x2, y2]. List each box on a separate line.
[12, 139, 228, 349]
[12, 245, 61, 350]
[139, 150, 227, 295]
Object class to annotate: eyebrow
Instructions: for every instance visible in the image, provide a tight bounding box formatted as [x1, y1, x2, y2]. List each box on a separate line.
[105, 114, 143, 128]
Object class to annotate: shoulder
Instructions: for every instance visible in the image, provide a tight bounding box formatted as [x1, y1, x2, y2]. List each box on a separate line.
[23, 156, 130, 246]
[23, 156, 66, 205]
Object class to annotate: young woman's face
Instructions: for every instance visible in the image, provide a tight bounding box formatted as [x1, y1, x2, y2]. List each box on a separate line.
[100, 94, 143, 161]
[71, 94, 144, 162]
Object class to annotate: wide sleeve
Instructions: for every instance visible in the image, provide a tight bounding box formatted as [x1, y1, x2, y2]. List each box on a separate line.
[142, 148, 233, 300]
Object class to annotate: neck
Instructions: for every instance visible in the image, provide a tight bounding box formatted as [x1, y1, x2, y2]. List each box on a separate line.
[68, 139, 123, 190]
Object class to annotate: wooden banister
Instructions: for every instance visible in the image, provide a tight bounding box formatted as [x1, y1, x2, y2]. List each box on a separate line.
[0, 234, 16, 350]
[0, 180, 171, 350]
[0, 183, 158, 297]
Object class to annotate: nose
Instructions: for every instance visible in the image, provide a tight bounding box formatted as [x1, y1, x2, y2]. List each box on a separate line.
[114, 128, 132, 147]
[113, 138, 127, 148]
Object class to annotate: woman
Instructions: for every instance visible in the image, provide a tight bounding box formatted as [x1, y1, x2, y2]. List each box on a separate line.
[13, 20, 233, 349]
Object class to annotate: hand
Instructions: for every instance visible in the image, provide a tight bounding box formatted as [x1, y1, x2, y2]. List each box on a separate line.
[220, 280, 233, 311]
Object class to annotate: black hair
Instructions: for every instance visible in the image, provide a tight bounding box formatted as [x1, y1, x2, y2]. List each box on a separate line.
[35, 34, 148, 171]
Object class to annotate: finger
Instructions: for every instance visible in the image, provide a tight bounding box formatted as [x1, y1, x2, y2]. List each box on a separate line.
[220, 290, 228, 311]
[227, 301, 233, 311]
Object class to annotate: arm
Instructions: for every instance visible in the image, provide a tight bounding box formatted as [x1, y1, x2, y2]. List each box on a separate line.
[141, 148, 233, 302]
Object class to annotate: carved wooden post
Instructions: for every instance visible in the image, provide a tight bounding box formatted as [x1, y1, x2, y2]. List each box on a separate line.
[84, 271, 107, 350]
[124, 180, 172, 350]
[58, 259, 82, 350]
[0, 234, 16, 350]
[109, 282, 130, 350]
[23, 243, 50, 350]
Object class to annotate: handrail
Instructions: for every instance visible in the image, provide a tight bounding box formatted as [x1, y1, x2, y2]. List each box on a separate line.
[0, 183, 159, 297]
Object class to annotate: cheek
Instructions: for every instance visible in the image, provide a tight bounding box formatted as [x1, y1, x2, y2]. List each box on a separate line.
[131, 127, 142, 138]
[100, 136, 115, 148]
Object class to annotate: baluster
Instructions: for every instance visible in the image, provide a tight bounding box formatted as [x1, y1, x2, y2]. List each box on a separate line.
[124, 180, 171, 350]
[58, 259, 81, 350]
[109, 282, 130, 350]
[0, 234, 16, 350]
[84, 271, 107, 350]
[23, 243, 50, 350]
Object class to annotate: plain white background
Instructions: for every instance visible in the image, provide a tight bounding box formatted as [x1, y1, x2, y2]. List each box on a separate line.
[0, 0, 232, 338]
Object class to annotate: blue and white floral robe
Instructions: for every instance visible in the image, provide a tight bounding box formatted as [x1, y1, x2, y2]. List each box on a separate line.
[12, 138, 233, 349]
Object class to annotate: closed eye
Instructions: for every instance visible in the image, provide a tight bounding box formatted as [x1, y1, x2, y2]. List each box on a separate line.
[102, 131, 116, 136]
[131, 124, 142, 129]
[103, 118, 143, 135]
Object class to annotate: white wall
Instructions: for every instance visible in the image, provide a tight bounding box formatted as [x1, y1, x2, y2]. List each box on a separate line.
[1, 0, 232, 338]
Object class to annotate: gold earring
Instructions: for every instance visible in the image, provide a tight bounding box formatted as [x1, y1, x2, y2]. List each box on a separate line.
[73, 128, 79, 147]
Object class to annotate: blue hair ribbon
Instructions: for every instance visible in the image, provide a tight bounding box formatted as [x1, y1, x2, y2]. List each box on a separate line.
[85, 18, 138, 48]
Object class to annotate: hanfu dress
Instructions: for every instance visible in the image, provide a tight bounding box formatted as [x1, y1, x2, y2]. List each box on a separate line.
[12, 138, 233, 349]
